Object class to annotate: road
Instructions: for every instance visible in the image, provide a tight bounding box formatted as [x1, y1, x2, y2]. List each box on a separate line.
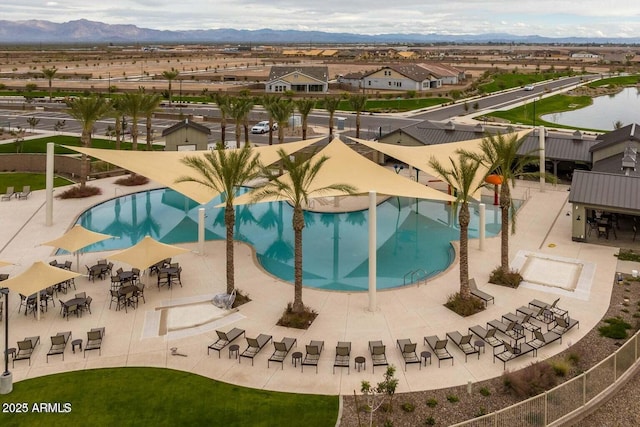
[0, 75, 597, 145]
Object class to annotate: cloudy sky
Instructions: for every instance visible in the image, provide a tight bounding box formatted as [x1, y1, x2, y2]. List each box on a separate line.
[3, 1, 640, 38]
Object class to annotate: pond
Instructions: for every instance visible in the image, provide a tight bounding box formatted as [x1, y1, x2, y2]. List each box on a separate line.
[541, 87, 640, 130]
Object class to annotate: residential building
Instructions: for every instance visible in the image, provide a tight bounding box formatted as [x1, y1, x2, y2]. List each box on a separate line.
[265, 66, 329, 93]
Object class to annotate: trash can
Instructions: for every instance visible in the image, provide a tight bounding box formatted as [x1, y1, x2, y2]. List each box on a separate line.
[336, 117, 346, 130]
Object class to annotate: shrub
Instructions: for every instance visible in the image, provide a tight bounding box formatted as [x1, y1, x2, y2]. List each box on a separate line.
[424, 416, 435, 426]
[598, 317, 632, 339]
[551, 360, 570, 377]
[57, 185, 101, 199]
[444, 292, 485, 317]
[426, 398, 438, 408]
[401, 402, 415, 413]
[489, 267, 523, 288]
[567, 352, 581, 365]
[447, 395, 459, 403]
[502, 361, 557, 397]
[276, 303, 318, 329]
[115, 174, 150, 186]
[475, 406, 488, 417]
[384, 420, 393, 427]
[479, 387, 491, 397]
[615, 249, 640, 262]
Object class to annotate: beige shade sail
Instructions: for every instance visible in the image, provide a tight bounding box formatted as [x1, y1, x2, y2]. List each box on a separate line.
[2, 261, 81, 297]
[107, 236, 190, 271]
[0, 260, 12, 268]
[352, 129, 532, 200]
[231, 138, 456, 206]
[63, 137, 323, 204]
[41, 224, 114, 253]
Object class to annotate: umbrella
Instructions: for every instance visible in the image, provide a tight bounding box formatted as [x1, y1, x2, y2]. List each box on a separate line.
[41, 224, 114, 271]
[2, 261, 82, 320]
[107, 236, 190, 271]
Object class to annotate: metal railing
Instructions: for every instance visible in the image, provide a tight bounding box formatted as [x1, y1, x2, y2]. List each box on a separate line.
[450, 331, 640, 426]
[403, 269, 428, 287]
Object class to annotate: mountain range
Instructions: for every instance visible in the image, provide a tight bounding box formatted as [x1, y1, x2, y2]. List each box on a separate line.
[2, 19, 640, 45]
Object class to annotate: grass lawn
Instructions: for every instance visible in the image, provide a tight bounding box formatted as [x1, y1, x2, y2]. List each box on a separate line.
[589, 75, 640, 88]
[0, 135, 163, 154]
[486, 93, 599, 131]
[0, 367, 338, 427]
[479, 71, 577, 93]
[0, 173, 74, 193]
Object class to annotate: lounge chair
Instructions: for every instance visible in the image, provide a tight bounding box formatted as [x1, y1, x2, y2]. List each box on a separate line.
[17, 185, 31, 200]
[368, 340, 388, 373]
[516, 305, 555, 326]
[207, 327, 245, 358]
[487, 319, 526, 345]
[301, 340, 324, 373]
[333, 341, 351, 374]
[468, 325, 504, 355]
[501, 312, 542, 334]
[13, 336, 40, 367]
[548, 316, 579, 335]
[268, 337, 297, 369]
[469, 278, 494, 306]
[494, 341, 535, 369]
[240, 334, 273, 365]
[1, 186, 15, 201]
[46, 331, 72, 362]
[526, 329, 562, 356]
[446, 331, 479, 362]
[84, 327, 105, 357]
[424, 335, 453, 367]
[528, 298, 568, 318]
[396, 338, 421, 370]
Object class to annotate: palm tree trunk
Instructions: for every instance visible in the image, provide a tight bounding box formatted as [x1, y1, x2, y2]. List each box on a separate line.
[115, 116, 122, 150]
[355, 113, 361, 138]
[302, 120, 308, 140]
[235, 122, 241, 149]
[225, 203, 235, 294]
[243, 123, 250, 147]
[292, 206, 304, 313]
[268, 118, 274, 146]
[79, 131, 90, 188]
[146, 117, 153, 150]
[500, 183, 511, 272]
[329, 113, 334, 137]
[132, 121, 138, 151]
[459, 203, 471, 300]
[220, 120, 226, 146]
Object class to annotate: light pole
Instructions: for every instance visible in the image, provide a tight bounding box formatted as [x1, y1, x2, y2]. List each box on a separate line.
[0, 287, 11, 394]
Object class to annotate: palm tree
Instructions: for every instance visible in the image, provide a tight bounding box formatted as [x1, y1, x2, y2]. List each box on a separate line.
[461, 132, 542, 273]
[41, 67, 57, 101]
[120, 91, 145, 150]
[262, 94, 280, 145]
[177, 145, 261, 294]
[212, 92, 230, 146]
[140, 92, 163, 150]
[348, 94, 368, 138]
[429, 154, 486, 299]
[323, 96, 340, 137]
[295, 98, 315, 140]
[228, 97, 253, 149]
[66, 96, 111, 188]
[270, 99, 294, 175]
[110, 97, 125, 150]
[240, 96, 254, 147]
[162, 69, 179, 105]
[252, 149, 356, 314]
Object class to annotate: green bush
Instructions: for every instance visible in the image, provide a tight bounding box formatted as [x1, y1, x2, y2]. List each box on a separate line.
[489, 267, 523, 288]
[551, 360, 570, 377]
[567, 352, 581, 365]
[447, 395, 459, 403]
[598, 317, 632, 339]
[502, 361, 557, 397]
[615, 249, 640, 262]
[426, 398, 438, 408]
[479, 387, 491, 397]
[401, 402, 415, 412]
[424, 416, 436, 426]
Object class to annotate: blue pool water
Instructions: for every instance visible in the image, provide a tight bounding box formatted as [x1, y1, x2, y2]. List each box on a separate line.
[75, 188, 503, 291]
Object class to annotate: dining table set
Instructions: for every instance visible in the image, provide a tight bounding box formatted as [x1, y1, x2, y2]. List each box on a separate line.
[60, 292, 91, 319]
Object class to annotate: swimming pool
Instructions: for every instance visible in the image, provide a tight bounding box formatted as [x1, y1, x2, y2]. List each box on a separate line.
[75, 188, 503, 291]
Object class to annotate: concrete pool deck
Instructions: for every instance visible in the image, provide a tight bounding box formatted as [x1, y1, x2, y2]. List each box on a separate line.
[0, 174, 632, 396]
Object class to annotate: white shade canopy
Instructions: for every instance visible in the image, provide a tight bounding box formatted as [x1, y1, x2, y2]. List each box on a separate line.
[1, 261, 81, 297]
[108, 236, 190, 271]
[41, 224, 114, 253]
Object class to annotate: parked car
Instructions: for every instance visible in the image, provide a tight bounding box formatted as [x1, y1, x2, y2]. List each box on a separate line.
[251, 121, 278, 134]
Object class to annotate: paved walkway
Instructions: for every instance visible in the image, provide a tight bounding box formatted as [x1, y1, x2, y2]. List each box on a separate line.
[0, 173, 631, 396]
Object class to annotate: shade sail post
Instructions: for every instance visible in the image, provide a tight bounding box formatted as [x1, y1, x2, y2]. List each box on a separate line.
[198, 207, 205, 255]
[479, 203, 486, 251]
[45, 142, 54, 226]
[368, 191, 377, 312]
[539, 125, 545, 192]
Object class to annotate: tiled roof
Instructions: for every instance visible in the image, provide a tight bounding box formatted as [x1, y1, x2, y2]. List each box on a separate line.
[590, 123, 640, 152]
[268, 66, 329, 82]
[569, 170, 640, 210]
[161, 119, 211, 137]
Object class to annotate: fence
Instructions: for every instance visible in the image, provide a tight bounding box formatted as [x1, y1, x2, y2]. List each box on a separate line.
[450, 331, 640, 426]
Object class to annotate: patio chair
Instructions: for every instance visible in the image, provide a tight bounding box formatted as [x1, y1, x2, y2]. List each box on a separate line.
[207, 327, 246, 357]
[75, 292, 86, 299]
[157, 272, 170, 289]
[82, 296, 93, 314]
[526, 329, 562, 356]
[333, 342, 351, 374]
[528, 298, 568, 318]
[501, 312, 541, 334]
[446, 331, 480, 362]
[301, 340, 324, 373]
[170, 267, 183, 287]
[84, 327, 105, 358]
[268, 337, 297, 369]
[1, 186, 14, 201]
[396, 338, 420, 370]
[131, 268, 140, 283]
[135, 283, 146, 304]
[468, 325, 503, 354]
[46, 331, 71, 362]
[548, 316, 580, 335]
[64, 260, 73, 270]
[108, 289, 121, 310]
[17, 185, 31, 200]
[494, 341, 535, 370]
[368, 340, 388, 373]
[14, 339, 36, 367]
[469, 278, 494, 307]
[240, 334, 273, 366]
[487, 319, 526, 344]
[516, 305, 555, 326]
[424, 335, 454, 367]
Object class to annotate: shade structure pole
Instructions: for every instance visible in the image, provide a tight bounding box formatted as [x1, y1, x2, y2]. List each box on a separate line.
[45, 142, 54, 226]
[368, 191, 377, 312]
[0, 288, 11, 395]
[539, 125, 545, 192]
[479, 203, 486, 251]
[198, 207, 205, 255]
